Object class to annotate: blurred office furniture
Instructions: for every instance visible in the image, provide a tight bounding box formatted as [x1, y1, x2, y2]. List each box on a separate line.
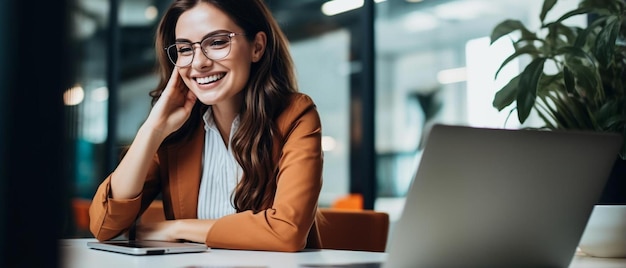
[331, 193, 364, 210]
[318, 208, 389, 252]
[71, 198, 93, 236]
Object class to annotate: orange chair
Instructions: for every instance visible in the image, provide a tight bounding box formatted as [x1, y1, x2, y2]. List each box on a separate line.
[331, 193, 364, 210]
[318, 208, 389, 252]
[71, 198, 92, 233]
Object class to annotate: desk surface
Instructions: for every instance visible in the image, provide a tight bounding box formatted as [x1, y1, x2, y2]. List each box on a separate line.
[61, 239, 626, 268]
[61, 239, 385, 268]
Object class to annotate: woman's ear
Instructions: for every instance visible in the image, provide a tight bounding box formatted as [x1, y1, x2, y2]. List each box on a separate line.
[251, 31, 267, 63]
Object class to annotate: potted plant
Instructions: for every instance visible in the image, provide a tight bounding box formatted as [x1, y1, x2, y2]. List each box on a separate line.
[489, 0, 625, 203]
[490, 0, 626, 257]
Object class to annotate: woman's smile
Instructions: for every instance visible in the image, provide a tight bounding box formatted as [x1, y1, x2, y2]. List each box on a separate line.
[195, 72, 226, 85]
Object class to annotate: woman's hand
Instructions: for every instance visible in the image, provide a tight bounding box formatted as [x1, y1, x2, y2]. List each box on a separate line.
[136, 219, 215, 243]
[136, 221, 180, 242]
[144, 67, 197, 139]
[108, 68, 196, 199]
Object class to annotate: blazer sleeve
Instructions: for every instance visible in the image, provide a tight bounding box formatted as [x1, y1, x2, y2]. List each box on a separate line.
[88, 154, 163, 241]
[205, 94, 323, 252]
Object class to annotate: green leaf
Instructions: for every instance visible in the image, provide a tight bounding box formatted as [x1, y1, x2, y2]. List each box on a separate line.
[493, 75, 520, 111]
[553, 7, 592, 24]
[535, 87, 563, 128]
[540, 0, 558, 24]
[490, 20, 530, 44]
[555, 105, 578, 129]
[594, 16, 620, 67]
[553, 24, 578, 44]
[517, 58, 546, 122]
[617, 0, 626, 11]
[494, 45, 539, 79]
[563, 66, 576, 94]
[556, 46, 597, 69]
[550, 93, 590, 129]
[574, 16, 608, 48]
[596, 101, 622, 129]
[565, 60, 602, 98]
[580, 0, 621, 15]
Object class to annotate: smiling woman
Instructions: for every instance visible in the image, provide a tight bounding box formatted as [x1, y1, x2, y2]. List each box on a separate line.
[88, 0, 324, 252]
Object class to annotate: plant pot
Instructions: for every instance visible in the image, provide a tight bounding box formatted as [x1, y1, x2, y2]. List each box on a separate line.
[578, 205, 626, 258]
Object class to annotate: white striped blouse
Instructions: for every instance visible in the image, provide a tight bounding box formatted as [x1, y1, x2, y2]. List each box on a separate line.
[197, 107, 242, 220]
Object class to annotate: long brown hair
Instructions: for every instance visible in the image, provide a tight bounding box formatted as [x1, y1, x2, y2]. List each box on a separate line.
[151, 0, 298, 212]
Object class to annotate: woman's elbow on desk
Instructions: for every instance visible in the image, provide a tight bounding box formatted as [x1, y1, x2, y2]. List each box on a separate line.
[205, 217, 309, 252]
[89, 224, 124, 242]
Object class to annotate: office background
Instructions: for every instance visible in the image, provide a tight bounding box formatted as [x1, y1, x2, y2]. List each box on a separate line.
[1, 1, 587, 266]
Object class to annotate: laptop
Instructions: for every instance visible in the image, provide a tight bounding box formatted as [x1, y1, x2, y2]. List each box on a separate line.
[87, 240, 209, 255]
[381, 124, 622, 268]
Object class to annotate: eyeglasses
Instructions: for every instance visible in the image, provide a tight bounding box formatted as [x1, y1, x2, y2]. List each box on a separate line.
[165, 32, 245, 67]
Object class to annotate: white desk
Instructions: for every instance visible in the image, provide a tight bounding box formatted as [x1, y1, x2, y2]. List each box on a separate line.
[61, 239, 626, 268]
[61, 239, 384, 268]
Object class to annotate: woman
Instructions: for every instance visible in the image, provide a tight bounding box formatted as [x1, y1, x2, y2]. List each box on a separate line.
[89, 0, 323, 252]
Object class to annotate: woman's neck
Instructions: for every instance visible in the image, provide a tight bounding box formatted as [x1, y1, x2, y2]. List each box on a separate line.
[211, 98, 242, 147]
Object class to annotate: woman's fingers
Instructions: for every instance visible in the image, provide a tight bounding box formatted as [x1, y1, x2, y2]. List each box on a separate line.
[143, 67, 193, 135]
[160, 67, 181, 98]
[183, 87, 198, 112]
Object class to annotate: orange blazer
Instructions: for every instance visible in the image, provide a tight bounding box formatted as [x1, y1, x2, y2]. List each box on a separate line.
[89, 93, 323, 252]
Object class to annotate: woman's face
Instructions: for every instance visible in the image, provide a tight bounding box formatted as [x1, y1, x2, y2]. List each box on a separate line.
[174, 2, 265, 107]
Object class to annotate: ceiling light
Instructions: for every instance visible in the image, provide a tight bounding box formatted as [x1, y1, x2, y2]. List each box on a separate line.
[64, 85, 85, 106]
[144, 6, 158, 21]
[322, 0, 387, 16]
[434, 0, 495, 20]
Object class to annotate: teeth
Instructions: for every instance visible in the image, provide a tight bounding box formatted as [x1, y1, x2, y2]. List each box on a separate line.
[196, 73, 225, 84]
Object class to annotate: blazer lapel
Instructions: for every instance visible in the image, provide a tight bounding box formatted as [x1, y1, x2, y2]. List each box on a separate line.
[168, 124, 204, 219]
